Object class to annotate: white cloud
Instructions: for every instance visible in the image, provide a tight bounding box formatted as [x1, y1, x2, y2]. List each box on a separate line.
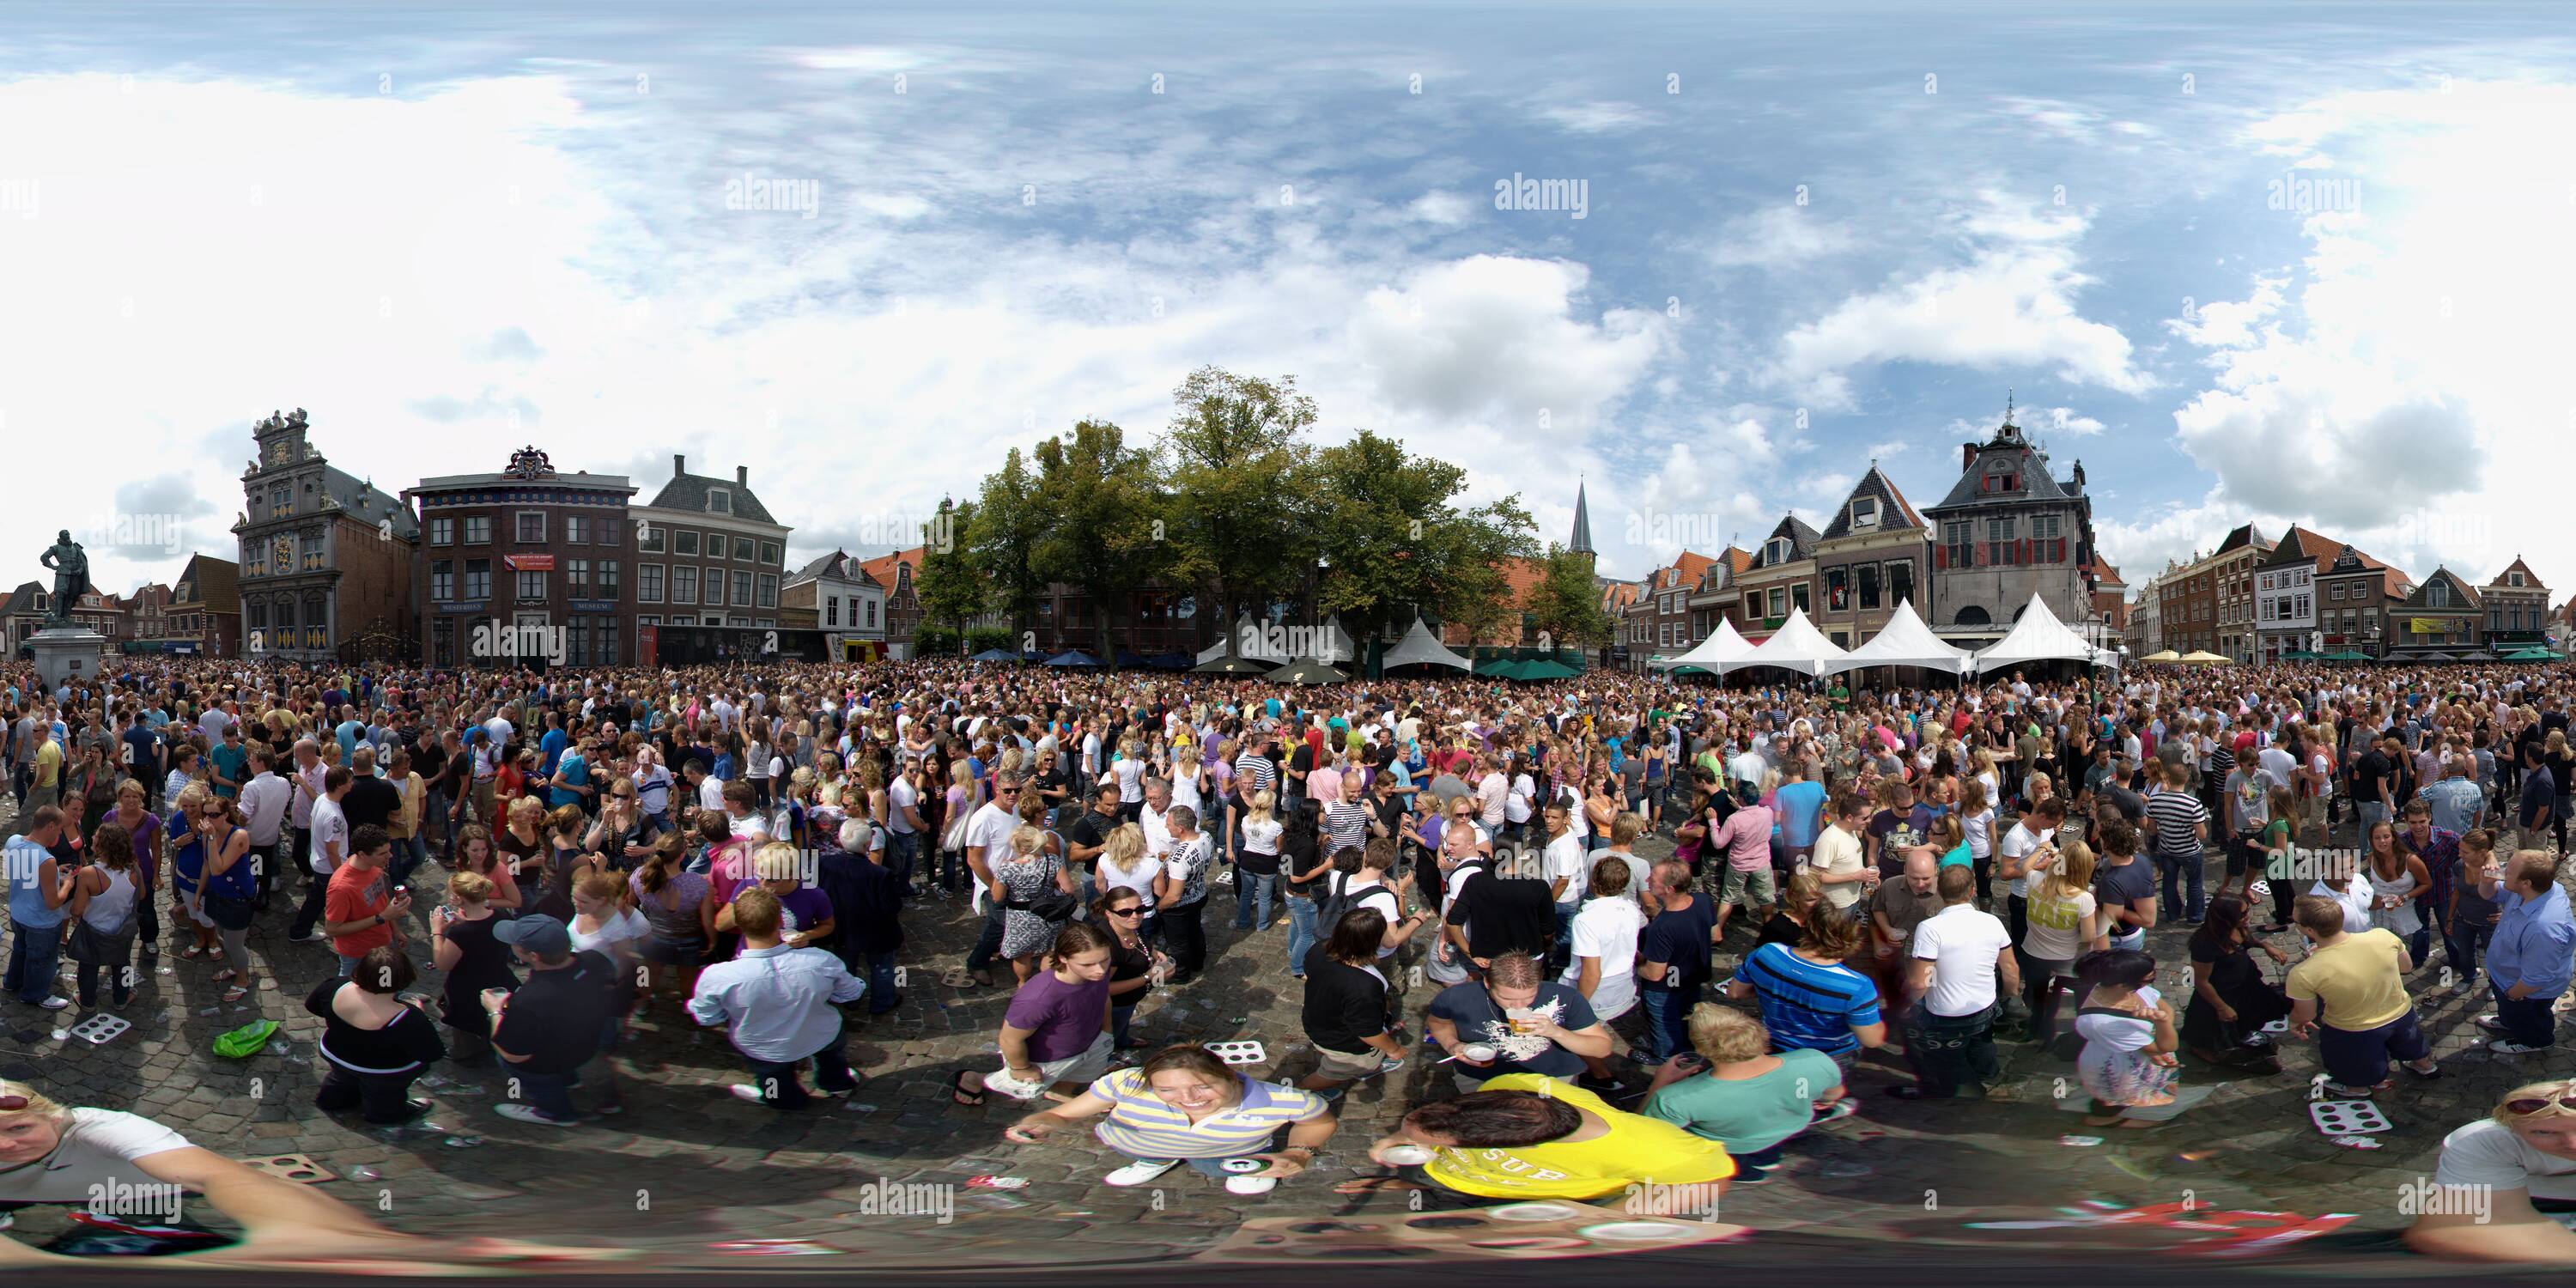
[2036, 406, 2104, 435]
[850, 192, 933, 220]
[1404, 191, 1476, 225]
[1347, 256, 1666, 443]
[1708, 205, 1852, 269]
[1540, 101, 1652, 133]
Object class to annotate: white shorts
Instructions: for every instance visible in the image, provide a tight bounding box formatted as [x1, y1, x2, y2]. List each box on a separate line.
[991, 1030, 1112, 1098]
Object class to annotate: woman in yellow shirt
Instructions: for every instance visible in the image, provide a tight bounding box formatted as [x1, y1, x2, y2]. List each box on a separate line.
[1337, 1073, 1734, 1203]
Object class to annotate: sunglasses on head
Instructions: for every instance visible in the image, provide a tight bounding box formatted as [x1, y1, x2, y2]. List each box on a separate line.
[2506, 1095, 2576, 1116]
[0, 1094, 28, 1110]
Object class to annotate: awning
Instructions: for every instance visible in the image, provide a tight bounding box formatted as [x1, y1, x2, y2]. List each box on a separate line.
[1820, 600, 1970, 677]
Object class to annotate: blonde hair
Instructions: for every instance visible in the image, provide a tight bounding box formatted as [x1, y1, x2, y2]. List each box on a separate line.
[2037, 841, 2096, 902]
[1249, 789, 1276, 823]
[1097, 823, 1150, 879]
[1686, 1002, 1771, 1065]
[449, 870, 495, 904]
[1006, 823, 1047, 861]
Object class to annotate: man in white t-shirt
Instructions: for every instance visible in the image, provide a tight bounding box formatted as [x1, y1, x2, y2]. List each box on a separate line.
[1806, 793, 1874, 912]
[1996, 796, 2066, 947]
[958, 771, 1027, 987]
[1893, 865, 2017, 1101]
[1540, 801, 1589, 969]
[289, 768, 353, 944]
[1598, 813, 1653, 906]
[1138, 778, 1175, 860]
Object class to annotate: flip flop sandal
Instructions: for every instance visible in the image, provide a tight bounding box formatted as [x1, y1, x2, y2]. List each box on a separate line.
[212, 969, 239, 983]
[948, 1070, 987, 1107]
[222, 987, 249, 1004]
[180, 945, 206, 960]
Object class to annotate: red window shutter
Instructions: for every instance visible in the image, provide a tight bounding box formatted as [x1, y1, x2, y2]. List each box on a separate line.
[1934, 546, 1947, 570]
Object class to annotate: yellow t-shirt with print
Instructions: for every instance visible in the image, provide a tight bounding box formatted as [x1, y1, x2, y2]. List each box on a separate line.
[1423, 1074, 1735, 1200]
[34, 738, 61, 788]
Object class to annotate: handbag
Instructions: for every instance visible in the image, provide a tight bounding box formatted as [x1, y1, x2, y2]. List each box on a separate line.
[1008, 888, 1081, 922]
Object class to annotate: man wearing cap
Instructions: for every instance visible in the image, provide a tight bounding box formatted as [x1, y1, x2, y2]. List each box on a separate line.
[690, 885, 866, 1109]
[485, 913, 622, 1127]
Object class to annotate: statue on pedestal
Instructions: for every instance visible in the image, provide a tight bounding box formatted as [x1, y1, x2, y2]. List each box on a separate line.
[39, 530, 87, 627]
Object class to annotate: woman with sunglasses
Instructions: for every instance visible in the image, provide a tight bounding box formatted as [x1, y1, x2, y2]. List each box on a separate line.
[1094, 888, 1166, 1050]
[2408, 1078, 2576, 1261]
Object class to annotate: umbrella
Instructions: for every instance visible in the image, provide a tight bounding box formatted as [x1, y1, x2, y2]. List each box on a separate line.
[1150, 652, 1197, 670]
[2460, 651, 2499, 662]
[2176, 651, 2231, 664]
[2326, 650, 2373, 661]
[1514, 659, 1579, 680]
[969, 648, 1020, 662]
[1474, 657, 1526, 678]
[2416, 651, 2458, 663]
[2141, 649, 2182, 663]
[1045, 650, 1103, 668]
[1115, 650, 1153, 669]
[1268, 658, 1349, 685]
[2503, 647, 2561, 662]
[1191, 654, 1271, 675]
[1668, 665, 1715, 677]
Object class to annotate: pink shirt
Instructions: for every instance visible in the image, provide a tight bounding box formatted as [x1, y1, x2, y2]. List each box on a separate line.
[1716, 805, 1775, 872]
[1308, 766, 1343, 805]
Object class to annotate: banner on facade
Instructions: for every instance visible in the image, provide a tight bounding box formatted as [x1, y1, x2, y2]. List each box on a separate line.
[2408, 617, 2445, 634]
[504, 554, 556, 571]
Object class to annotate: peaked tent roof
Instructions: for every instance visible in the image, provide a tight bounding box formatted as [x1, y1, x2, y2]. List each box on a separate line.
[1654, 617, 1754, 671]
[1971, 592, 2107, 671]
[1380, 617, 1473, 671]
[1716, 607, 1846, 677]
[1820, 600, 1971, 676]
[1196, 615, 1356, 665]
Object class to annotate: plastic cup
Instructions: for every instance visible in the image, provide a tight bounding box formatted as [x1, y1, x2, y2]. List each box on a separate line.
[1457, 1043, 1498, 1064]
[1379, 1144, 1437, 1166]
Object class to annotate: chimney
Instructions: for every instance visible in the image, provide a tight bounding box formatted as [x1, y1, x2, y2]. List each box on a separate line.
[674, 453, 687, 477]
[736, 465, 748, 488]
[1961, 442, 1977, 471]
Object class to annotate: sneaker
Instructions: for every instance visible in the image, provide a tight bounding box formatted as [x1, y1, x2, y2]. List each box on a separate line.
[286, 931, 325, 945]
[1224, 1174, 1279, 1196]
[36, 996, 69, 1011]
[2489, 1041, 2554, 1055]
[2476, 1014, 2512, 1032]
[493, 1103, 578, 1127]
[728, 1084, 772, 1104]
[1104, 1158, 1181, 1187]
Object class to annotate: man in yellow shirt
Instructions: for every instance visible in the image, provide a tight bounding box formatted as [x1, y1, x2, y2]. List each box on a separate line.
[2286, 894, 2440, 1097]
[1338, 1073, 1734, 1204]
[26, 735, 63, 820]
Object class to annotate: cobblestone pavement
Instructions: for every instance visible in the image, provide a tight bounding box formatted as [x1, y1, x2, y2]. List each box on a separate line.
[3, 789, 2561, 1270]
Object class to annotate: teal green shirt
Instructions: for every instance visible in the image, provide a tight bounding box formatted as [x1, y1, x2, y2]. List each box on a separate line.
[1641, 1048, 1842, 1153]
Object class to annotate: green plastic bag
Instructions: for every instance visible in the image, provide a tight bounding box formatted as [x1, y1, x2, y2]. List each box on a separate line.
[213, 1019, 280, 1059]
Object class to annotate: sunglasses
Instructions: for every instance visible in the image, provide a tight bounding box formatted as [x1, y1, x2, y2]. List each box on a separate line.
[1107, 906, 1144, 917]
[0, 1094, 27, 1110]
[2506, 1096, 2576, 1116]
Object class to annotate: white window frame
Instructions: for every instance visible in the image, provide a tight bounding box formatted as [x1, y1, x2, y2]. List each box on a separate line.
[1850, 497, 1879, 528]
[671, 566, 698, 605]
[707, 486, 732, 515]
[515, 510, 546, 544]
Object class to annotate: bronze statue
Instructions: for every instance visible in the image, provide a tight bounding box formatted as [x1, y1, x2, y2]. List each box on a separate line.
[39, 529, 88, 626]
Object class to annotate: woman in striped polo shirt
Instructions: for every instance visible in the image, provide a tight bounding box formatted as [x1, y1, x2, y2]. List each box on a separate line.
[1002, 1044, 1339, 1197]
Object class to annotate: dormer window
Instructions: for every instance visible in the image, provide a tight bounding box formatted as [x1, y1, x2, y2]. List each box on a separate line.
[1765, 536, 1791, 564]
[708, 487, 732, 515]
[1850, 497, 1880, 528]
[2429, 582, 2449, 608]
[2512, 571, 2525, 586]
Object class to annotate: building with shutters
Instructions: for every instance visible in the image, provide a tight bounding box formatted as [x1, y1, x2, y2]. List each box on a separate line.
[404, 447, 638, 668]
[1811, 465, 1930, 648]
[1918, 404, 2105, 648]
[232, 408, 418, 662]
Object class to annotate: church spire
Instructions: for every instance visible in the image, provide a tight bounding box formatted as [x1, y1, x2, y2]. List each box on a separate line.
[1569, 478, 1595, 557]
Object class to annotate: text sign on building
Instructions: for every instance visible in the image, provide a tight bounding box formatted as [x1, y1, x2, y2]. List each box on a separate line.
[504, 554, 556, 572]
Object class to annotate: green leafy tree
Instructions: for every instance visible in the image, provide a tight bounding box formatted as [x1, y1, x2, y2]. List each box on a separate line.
[1160, 367, 1319, 657]
[1308, 429, 1535, 658]
[972, 448, 1048, 645]
[913, 500, 987, 649]
[1525, 544, 1613, 653]
[1030, 420, 1170, 664]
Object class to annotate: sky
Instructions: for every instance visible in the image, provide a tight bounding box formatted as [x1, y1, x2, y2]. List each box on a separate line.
[2, 1, 2571, 609]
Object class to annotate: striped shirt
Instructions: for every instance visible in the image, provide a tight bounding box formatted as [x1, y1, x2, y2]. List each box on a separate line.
[1325, 800, 1372, 853]
[1736, 941, 1880, 1055]
[1089, 1068, 1329, 1159]
[1236, 754, 1276, 799]
[2142, 789, 2208, 856]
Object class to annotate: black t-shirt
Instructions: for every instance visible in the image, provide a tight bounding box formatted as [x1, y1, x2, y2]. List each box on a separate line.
[2354, 748, 2392, 803]
[343, 775, 401, 833]
[2093, 856, 2155, 933]
[1036, 761, 1072, 806]
[1281, 829, 1324, 895]
[1066, 810, 1117, 874]
[490, 950, 619, 1074]
[1459, 876, 1556, 959]
[1638, 892, 1716, 993]
[1301, 947, 1389, 1054]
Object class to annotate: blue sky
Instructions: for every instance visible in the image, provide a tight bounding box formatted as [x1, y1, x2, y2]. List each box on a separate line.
[4, 2, 2570, 604]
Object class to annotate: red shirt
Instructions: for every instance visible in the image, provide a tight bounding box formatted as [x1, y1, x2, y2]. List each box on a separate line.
[325, 862, 394, 959]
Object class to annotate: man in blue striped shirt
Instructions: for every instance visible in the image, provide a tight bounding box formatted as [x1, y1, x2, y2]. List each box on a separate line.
[1724, 906, 1884, 1071]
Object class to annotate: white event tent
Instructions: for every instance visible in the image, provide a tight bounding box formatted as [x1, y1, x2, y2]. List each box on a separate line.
[1197, 614, 1358, 665]
[1716, 607, 1848, 678]
[1970, 592, 2115, 673]
[1820, 599, 1971, 677]
[1654, 617, 1754, 673]
[1377, 616, 1475, 671]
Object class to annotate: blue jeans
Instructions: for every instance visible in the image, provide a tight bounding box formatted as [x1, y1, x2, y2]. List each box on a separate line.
[2491, 981, 2556, 1048]
[2154, 849, 2205, 921]
[965, 901, 1006, 975]
[389, 834, 428, 888]
[1233, 871, 1278, 930]
[2447, 914, 2495, 977]
[884, 829, 920, 892]
[1902, 1002, 2001, 1097]
[515, 1069, 582, 1122]
[744, 1022, 856, 1109]
[4, 920, 64, 1004]
[864, 951, 900, 1012]
[1111, 1001, 1138, 1046]
[1551, 900, 1582, 969]
[1637, 985, 1698, 1064]
[1285, 895, 1319, 975]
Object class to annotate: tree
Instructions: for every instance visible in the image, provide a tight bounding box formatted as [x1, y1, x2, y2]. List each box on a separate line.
[972, 448, 1048, 645]
[1030, 420, 1170, 664]
[1525, 544, 1614, 653]
[1160, 367, 1319, 656]
[913, 500, 987, 650]
[1307, 429, 1536, 655]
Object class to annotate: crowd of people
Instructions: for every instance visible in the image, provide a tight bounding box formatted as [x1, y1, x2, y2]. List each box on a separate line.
[4, 651, 2576, 1258]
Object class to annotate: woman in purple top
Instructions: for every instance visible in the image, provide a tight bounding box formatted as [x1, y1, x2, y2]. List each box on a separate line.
[716, 844, 836, 956]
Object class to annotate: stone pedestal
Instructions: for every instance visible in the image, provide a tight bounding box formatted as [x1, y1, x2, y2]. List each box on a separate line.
[28, 626, 108, 689]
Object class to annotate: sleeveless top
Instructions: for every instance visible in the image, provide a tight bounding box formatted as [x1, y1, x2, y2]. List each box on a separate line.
[2366, 861, 2421, 936]
[82, 866, 137, 933]
[204, 823, 256, 901]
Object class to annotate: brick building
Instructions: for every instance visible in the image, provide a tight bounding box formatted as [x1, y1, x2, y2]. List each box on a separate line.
[1734, 516, 1821, 645]
[1920, 407, 2103, 647]
[233, 408, 417, 662]
[2386, 567, 2482, 660]
[1812, 465, 1930, 649]
[167, 555, 241, 657]
[2482, 558, 2549, 653]
[2313, 544, 2409, 658]
[405, 447, 637, 668]
[632, 455, 792, 635]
